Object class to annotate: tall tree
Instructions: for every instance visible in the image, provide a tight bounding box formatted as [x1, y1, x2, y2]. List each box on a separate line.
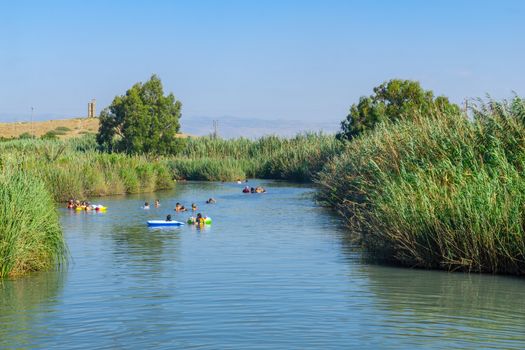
[97, 75, 184, 154]
[337, 79, 459, 141]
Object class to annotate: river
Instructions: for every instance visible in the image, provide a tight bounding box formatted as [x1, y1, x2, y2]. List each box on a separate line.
[1, 181, 524, 349]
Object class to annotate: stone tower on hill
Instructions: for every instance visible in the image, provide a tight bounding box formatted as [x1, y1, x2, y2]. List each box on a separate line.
[87, 99, 96, 118]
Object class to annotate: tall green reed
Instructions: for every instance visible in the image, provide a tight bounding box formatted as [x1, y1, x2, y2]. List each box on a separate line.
[317, 98, 525, 274]
[0, 172, 66, 277]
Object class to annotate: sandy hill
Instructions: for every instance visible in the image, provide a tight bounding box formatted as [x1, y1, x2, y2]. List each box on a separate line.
[0, 118, 99, 139]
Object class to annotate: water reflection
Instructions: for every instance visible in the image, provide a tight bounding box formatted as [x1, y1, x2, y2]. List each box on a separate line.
[111, 224, 181, 264]
[0, 271, 65, 349]
[356, 262, 525, 347]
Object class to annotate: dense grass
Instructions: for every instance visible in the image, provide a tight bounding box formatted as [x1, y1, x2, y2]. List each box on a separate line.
[0, 172, 66, 277]
[0, 132, 341, 203]
[317, 98, 525, 274]
[0, 137, 175, 201]
[176, 133, 343, 181]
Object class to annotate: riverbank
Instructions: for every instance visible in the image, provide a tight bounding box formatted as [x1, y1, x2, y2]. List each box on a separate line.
[0, 172, 66, 278]
[316, 98, 525, 275]
[0, 132, 340, 202]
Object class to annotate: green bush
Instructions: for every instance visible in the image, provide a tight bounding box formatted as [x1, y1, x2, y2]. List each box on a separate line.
[18, 132, 35, 140]
[41, 131, 59, 140]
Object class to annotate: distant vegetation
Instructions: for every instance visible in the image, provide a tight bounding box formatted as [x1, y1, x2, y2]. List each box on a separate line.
[173, 133, 342, 181]
[0, 132, 341, 200]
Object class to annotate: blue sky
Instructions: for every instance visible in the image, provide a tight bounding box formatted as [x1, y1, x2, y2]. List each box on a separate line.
[0, 0, 524, 125]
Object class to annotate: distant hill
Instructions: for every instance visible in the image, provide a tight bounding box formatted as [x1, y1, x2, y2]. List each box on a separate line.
[181, 116, 339, 139]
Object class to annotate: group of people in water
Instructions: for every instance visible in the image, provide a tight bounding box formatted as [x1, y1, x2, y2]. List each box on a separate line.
[242, 186, 266, 193]
[172, 198, 215, 212]
[165, 212, 208, 225]
[171, 199, 215, 224]
[66, 199, 106, 211]
[69, 180, 267, 226]
[143, 199, 161, 209]
[147, 198, 215, 225]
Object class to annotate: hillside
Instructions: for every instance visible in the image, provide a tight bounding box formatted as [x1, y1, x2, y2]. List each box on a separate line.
[0, 118, 99, 139]
[0, 118, 190, 139]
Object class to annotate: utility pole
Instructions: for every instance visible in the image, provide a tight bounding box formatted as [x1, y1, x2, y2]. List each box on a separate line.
[31, 106, 34, 138]
[213, 119, 219, 139]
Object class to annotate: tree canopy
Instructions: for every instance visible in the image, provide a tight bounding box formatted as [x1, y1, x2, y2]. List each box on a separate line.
[336, 79, 460, 141]
[96, 75, 184, 154]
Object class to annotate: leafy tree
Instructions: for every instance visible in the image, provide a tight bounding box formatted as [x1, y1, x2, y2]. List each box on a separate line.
[337, 79, 460, 141]
[96, 74, 184, 154]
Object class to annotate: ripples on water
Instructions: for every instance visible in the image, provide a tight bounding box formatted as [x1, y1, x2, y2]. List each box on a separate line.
[1, 181, 524, 349]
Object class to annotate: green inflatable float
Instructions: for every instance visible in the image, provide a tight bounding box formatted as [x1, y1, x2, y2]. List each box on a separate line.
[187, 217, 212, 225]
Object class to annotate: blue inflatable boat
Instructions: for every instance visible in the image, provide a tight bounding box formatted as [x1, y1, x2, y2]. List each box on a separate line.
[147, 220, 185, 227]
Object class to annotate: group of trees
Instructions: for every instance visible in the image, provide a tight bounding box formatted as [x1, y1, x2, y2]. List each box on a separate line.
[96, 75, 460, 154]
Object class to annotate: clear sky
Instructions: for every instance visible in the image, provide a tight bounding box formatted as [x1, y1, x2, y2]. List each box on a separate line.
[0, 0, 524, 124]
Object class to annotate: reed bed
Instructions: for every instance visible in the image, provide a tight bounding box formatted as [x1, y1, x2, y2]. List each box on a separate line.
[176, 133, 343, 181]
[317, 98, 525, 274]
[0, 132, 341, 210]
[0, 147, 175, 202]
[0, 172, 66, 277]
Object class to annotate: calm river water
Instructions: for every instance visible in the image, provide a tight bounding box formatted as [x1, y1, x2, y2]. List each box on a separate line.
[1, 181, 525, 349]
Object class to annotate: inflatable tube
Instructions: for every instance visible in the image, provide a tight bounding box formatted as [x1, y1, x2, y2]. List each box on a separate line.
[147, 220, 184, 227]
[75, 205, 107, 211]
[187, 217, 212, 225]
